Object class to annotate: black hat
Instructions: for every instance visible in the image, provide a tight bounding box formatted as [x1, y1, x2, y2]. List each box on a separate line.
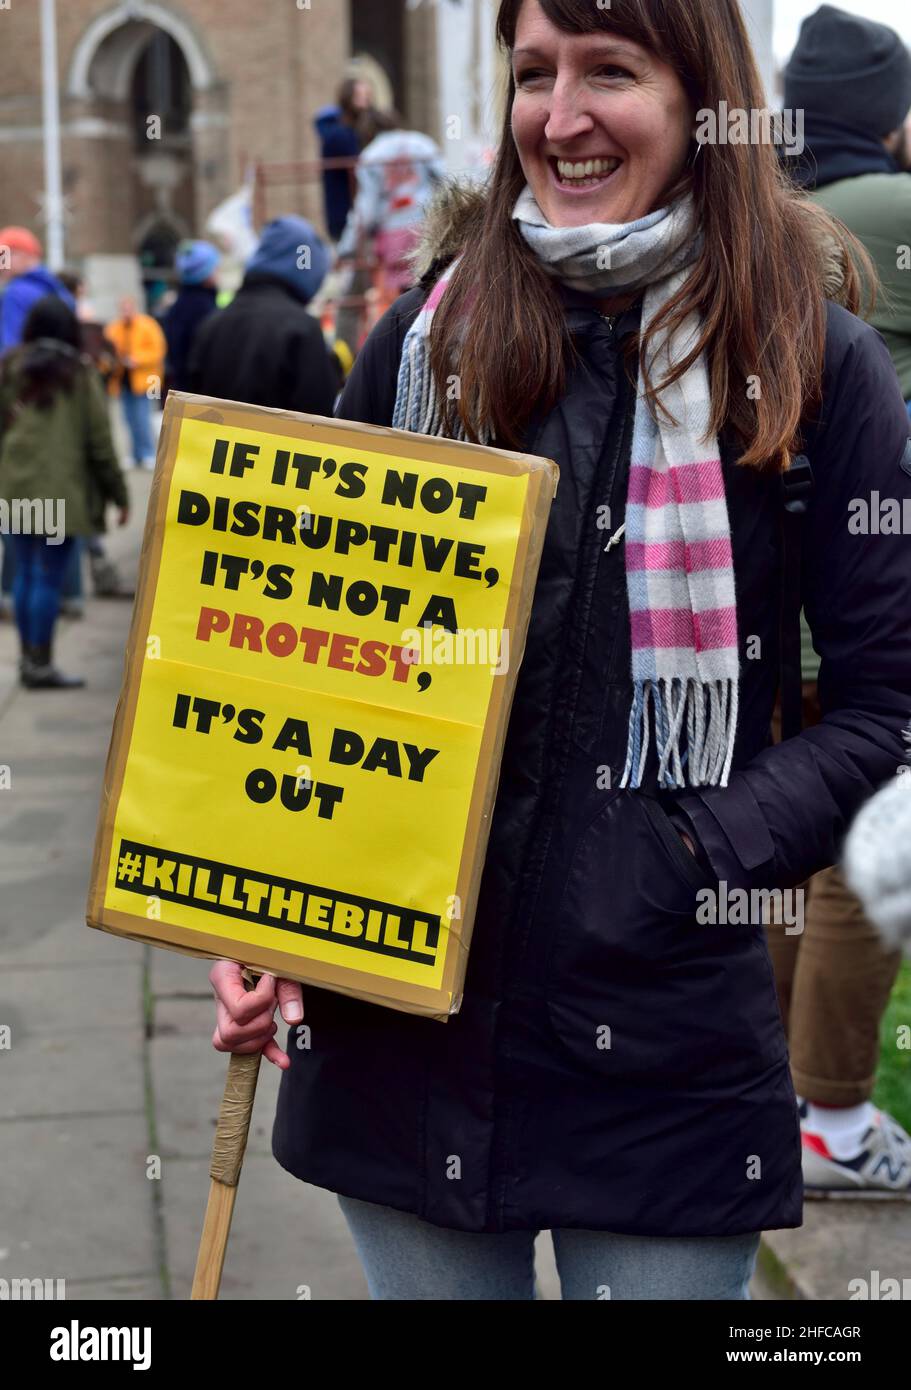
[784, 4, 911, 138]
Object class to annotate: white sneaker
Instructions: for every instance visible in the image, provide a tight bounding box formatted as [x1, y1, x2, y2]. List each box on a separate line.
[802, 1107, 911, 1199]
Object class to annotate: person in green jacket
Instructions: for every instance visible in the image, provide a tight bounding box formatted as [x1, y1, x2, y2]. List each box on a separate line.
[772, 6, 911, 1200]
[784, 4, 911, 406]
[0, 295, 129, 689]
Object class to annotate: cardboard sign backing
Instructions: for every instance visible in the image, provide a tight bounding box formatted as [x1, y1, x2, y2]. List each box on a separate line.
[87, 392, 558, 1019]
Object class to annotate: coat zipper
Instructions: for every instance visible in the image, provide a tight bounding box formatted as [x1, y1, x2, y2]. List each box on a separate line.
[506, 349, 633, 970]
[489, 315, 629, 1231]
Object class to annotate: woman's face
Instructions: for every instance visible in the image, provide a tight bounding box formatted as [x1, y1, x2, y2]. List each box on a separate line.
[510, 0, 694, 227]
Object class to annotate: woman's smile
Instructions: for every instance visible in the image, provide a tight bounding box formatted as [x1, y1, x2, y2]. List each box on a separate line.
[511, 0, 693, 227]
[548, 154, 624, 198]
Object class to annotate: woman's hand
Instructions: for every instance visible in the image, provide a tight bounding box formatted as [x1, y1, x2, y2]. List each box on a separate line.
[210, 961, 304, 1070]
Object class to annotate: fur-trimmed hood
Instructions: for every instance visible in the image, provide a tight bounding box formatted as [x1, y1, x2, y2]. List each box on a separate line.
[412, 178, 854, 304]
[412, 179, 489, 287]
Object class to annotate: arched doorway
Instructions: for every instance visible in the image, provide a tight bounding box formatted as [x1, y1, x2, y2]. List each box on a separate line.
[129, 30, 194, 294]
[66, 3, 226, 292]
[136, 214, 188, 314]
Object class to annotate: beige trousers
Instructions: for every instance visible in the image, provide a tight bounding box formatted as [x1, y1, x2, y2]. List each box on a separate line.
[766, 865, 902, 1105]
[764, 686, 902, 1106]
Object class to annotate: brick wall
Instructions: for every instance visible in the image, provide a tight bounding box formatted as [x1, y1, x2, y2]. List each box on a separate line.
[403, 1, 439, 143]
[0, 0, 352, 263]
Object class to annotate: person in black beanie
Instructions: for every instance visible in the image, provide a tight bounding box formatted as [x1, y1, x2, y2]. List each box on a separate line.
[772, 6, 911, 1201]
[783, 4, 911, 400]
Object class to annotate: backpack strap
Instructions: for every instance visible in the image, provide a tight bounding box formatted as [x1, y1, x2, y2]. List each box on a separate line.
[779, 454, 814, 742]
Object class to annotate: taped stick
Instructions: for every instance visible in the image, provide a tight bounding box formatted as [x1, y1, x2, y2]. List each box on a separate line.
[191, 970, 262, 1300]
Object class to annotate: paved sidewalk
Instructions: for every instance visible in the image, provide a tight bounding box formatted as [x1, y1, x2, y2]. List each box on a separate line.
[1, 433, 905, 1301]
[763, 1202, 911, 1301]
[0, 463, 372, 1300]
[0, 453, 559, 1300]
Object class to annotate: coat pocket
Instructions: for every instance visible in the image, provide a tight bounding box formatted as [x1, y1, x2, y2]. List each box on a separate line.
[638, 792, 715, 894]
[544, 792, 723, 982]
[543, 791, 788, 1082]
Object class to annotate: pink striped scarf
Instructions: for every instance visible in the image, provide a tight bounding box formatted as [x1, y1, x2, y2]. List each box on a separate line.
[623, 264, 739, 788]
[393, 191, 739, 788]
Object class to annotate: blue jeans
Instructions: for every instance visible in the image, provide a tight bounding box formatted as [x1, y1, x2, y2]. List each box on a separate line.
[61, 535, 84, 600]
[337, 1195, 761, 1300]
[10, 534, 74, 645]
[0, 532, 14, 598]
[121, 388, 153, 463]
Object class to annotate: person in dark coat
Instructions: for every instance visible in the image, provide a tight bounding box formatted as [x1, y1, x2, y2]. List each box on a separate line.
[314, 78, 374, 243]
[209, 0, 911, 1299]
[188, 216, 337, 415]
[161, 240, 220, 393]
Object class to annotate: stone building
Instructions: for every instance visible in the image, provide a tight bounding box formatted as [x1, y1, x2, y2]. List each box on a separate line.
[0, 0, 774, 291]
[0, 0, 454, 290]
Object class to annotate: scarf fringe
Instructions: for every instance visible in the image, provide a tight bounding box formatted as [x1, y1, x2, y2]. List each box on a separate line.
[620, 677, 739, 791]
[392, 311, 490, 444]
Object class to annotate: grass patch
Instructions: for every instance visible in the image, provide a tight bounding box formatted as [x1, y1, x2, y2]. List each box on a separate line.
[873, 960, 911, 1133]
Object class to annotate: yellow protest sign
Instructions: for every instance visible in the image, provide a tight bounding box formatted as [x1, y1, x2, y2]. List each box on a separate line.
[87, 393, 557, 1018]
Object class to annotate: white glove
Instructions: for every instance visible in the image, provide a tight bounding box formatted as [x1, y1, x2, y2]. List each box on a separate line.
[843, 768, 911, 954]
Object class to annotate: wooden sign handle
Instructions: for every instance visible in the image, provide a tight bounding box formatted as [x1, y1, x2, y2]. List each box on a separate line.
[190, 970, 263, 1300]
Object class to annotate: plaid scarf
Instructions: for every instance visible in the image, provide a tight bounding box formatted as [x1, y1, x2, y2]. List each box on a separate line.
[392, 189, 739, 789]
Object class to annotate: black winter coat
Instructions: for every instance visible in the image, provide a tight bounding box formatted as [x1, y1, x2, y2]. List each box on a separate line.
[272, 276, 911, 1236]
[162, 284, 218, 393]
[188, 274, 337, 417]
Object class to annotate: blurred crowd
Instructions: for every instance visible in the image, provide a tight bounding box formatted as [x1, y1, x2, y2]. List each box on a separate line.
[0, 75, 447, 686]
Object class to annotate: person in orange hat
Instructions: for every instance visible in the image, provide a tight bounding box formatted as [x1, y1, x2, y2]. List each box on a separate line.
[105, 295, 166, 469]
[0, 226, 74, 351]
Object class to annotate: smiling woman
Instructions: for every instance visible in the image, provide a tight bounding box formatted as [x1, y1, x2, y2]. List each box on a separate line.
[212, 0, 911, 1303]
[431, 0, 871, 469]
[510, 23, 692, 226]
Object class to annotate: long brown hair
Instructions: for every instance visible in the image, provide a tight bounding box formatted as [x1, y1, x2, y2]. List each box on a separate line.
[431, 0, 873, 470]
[12, 295, 83, 411]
